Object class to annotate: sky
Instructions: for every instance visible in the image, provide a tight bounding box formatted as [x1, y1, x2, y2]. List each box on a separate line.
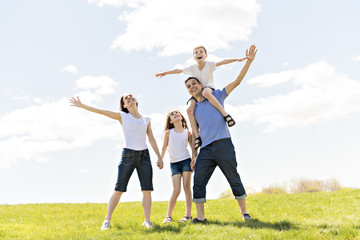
[1, 0, 360, 205]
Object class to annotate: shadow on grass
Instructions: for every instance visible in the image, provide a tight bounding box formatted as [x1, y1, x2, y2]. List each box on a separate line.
[207, 219, 297, 231]
[134, 219, 297, 234]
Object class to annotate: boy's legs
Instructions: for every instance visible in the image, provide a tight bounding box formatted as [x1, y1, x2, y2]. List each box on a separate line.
[202, 88, 235, 127]
[186, 99, 201, 147]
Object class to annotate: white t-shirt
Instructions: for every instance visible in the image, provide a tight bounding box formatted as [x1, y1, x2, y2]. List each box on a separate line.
[168, 128, 191, 163]
[120, 111, 150, 151]
[182, 61, 217, 88]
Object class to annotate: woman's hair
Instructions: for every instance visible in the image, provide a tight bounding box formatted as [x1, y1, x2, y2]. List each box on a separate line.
[120, 94, 138, 113]
[164, 110, 189, 132]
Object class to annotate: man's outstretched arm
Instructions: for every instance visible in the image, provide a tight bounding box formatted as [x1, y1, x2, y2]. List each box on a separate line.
[225, 45, 257, 95]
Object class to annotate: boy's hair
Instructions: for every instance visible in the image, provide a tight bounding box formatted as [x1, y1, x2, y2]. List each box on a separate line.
[184, 77, 201, 85]
[120, 94, 138, 113]
[193, 45, 207, 55]
[164, 110, 189, 132]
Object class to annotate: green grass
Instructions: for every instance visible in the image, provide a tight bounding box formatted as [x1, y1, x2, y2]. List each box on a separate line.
[1, 189, 359, 239]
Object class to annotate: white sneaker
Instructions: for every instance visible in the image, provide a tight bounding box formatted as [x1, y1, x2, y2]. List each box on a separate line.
[101, 220, 110, 230]
[142, 221, 154, 228]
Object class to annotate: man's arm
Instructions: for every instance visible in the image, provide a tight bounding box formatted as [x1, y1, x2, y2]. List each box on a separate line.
[155, 69, 182, 78]
[225, 45, 257, 95]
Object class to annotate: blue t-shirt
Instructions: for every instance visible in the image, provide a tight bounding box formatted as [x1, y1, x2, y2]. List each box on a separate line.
[194, 88, 231, 148]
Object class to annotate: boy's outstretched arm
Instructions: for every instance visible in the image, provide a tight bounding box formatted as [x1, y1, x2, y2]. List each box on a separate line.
[155, 69, 182, 78]
[225, 45, 257, 95]
[216, 57, 249, 67]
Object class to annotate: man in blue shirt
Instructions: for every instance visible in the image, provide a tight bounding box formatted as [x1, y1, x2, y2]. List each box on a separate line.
[185, 45, 257, 223]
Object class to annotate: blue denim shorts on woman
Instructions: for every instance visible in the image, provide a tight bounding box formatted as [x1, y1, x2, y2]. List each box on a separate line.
[115, 148, 153, 192]
[170, 158, 192, 176]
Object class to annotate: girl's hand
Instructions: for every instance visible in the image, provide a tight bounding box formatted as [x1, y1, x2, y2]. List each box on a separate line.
[190, 158, 196, 171]
[69, 96, 82, 107]
[157, 158, 163, 169]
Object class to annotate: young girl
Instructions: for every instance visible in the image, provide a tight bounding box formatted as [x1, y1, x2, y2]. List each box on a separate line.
[69, 94, 163, 230]
[161, 110, 197, 223]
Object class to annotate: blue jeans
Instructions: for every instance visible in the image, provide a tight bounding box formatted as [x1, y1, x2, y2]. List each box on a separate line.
[193, 138, 247, 203]
[170, 158, 192, 176]
[115, 148, 153, 192]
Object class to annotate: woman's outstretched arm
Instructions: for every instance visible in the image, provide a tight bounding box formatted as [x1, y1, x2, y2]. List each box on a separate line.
[69, 96, 122, 122]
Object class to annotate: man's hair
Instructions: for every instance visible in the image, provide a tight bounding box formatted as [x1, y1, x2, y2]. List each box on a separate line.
[184, 77, 201, 85]
[193, 45, 207, 55]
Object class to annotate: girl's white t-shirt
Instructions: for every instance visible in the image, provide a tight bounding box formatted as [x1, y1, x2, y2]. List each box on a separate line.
[168, 128, 191, 163]
[182, 61, 217, 88]
[120, 111, 150, 151]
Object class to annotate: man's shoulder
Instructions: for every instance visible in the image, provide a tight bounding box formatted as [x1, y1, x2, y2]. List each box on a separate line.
[212, 88, 227, 97]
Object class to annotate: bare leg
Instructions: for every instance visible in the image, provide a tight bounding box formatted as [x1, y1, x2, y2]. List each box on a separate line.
[142, 191, 152, 222]
[105, 191, 123, 221]
[195, 203, 206, 220]
[166, 174, 181, 217]
[202, 88, 228, 117]
[186, 99, 200, 139]
[182, 172, 192, 217]
[237, 198, 248, 215]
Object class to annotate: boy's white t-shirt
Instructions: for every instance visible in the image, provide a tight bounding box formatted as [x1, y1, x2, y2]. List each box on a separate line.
[120, 111, 150, 151]
[182, 61, 217, 88]
[167, 129, 191, 163]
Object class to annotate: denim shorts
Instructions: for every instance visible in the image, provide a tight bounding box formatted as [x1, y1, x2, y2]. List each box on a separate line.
[170, 158, 192, 176]
[193, 138, 247, 203]
[115, 148, 153, 192]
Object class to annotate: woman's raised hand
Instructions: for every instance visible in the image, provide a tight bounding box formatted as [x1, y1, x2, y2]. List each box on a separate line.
[69, 96, 82, 107]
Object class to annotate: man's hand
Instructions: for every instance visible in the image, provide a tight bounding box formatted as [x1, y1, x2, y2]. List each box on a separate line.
[245, 45, 257, 62]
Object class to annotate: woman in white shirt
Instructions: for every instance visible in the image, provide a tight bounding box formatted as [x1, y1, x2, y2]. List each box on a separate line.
[70, 93, 163, 230]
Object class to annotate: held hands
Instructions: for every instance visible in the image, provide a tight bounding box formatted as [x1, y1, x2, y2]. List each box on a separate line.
[238, 57, 249, 62]
[157, 158, 164, 169]
[69, 96, 82, 107]
[190, 157, 196, 171]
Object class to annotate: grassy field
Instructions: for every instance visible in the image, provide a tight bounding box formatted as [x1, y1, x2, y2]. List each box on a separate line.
[1, 189, 359, 239]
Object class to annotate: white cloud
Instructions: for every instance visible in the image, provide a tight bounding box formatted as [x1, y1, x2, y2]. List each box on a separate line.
[0, 76, 121, 168]
[61, 65, 78, 74]
[351, 55, 360, 61]
[76, 75, 119, 95]
[88, 0, 141, 8]
[282, 62, 289, 67]
[91, 0, 260, 56]
[231, 61, 360, 132]
[78, 168, 89, 173]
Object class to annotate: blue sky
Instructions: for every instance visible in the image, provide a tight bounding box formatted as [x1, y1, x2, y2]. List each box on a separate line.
[1, 0, 360, 204]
